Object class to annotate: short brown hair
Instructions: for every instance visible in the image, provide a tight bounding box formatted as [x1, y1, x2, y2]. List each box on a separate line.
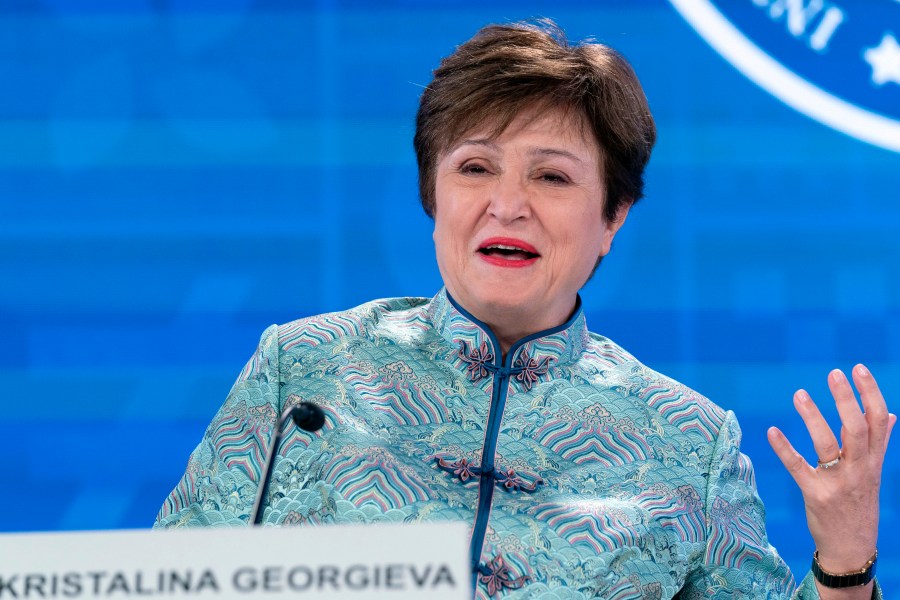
[414, 20, 656, 224]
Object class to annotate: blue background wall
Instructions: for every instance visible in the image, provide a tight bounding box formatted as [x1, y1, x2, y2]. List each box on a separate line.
[2, 0, 898, 591]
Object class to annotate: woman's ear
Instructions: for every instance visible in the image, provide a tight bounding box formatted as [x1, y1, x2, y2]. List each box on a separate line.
[599, 202, 631, 257]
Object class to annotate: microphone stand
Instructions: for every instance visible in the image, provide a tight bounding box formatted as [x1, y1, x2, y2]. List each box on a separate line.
[250, 402, 325, 525]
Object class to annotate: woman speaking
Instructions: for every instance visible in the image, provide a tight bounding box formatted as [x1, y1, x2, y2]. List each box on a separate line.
[155, 20, 893, 599]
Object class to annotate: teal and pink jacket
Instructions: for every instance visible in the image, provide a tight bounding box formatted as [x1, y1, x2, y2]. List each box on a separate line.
[156, 289, 872, 599]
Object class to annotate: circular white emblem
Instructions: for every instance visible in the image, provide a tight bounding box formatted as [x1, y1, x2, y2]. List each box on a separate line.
[669, 0, 900, 153]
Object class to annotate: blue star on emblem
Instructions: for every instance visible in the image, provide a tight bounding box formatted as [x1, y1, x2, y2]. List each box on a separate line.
[863, 33, 900, 86]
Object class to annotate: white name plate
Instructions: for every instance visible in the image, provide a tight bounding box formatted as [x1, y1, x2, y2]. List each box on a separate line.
[0, 522, 470, 599]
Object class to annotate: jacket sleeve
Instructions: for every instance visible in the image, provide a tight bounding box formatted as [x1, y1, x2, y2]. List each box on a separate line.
[679, 411, 882, 599]
[153, 325, 282, 528]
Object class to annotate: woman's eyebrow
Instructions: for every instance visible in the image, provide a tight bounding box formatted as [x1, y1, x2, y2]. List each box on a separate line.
[452, 141, 585, 165]
[529, 147, 586, 164]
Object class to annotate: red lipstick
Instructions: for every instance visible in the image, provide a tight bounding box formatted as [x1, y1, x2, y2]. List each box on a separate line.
[476, 237, 540, 268]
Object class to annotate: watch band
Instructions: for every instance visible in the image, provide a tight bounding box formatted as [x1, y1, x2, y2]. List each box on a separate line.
[811, 550, 877, 588]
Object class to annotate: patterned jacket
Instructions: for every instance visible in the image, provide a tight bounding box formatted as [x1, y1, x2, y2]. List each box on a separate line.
[155, 290, 877, 599]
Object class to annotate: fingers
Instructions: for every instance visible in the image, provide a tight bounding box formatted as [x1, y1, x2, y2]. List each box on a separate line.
[852, 364, 891, 457]
[828, 369, 868, 460]
[793, 389, 841, 464]
[767, 426, 815, 489]
[774, 367, 892, 489]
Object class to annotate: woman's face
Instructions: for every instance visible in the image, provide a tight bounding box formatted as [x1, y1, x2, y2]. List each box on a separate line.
[433, 104, 628, 337]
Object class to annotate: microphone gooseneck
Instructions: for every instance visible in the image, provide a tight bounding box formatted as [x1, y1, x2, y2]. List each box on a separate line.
[250, 401, 326, 525]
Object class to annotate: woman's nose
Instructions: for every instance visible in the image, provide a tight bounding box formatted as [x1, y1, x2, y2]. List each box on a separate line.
[487, 176, 531, 224]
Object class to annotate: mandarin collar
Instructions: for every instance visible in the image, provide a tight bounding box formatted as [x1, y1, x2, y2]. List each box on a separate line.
[425, 288, 589, 371]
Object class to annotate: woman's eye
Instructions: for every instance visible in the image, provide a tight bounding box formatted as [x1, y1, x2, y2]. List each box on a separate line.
[460, 162, 489, 175]
[539, 172, 569, 184]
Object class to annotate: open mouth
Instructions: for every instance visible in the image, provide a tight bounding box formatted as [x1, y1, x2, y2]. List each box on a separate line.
[476, 238, 540, 266]
[477, 244, 540, 261]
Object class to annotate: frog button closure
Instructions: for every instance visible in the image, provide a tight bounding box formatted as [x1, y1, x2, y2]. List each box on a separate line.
[476, 555, 529, 596]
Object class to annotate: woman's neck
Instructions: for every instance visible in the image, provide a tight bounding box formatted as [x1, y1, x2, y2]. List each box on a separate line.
[443, 288, 581, 359]
[477, 304, 579, 359]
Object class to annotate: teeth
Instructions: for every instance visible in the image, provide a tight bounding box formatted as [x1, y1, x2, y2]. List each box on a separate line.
[486, 244, 526, 251]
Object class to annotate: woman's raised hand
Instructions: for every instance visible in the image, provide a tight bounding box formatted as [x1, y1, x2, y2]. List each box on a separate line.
[767, 364, 895, 597]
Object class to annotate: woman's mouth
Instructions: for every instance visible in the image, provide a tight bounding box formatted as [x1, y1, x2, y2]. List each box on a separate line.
[477, 238, 540, 268]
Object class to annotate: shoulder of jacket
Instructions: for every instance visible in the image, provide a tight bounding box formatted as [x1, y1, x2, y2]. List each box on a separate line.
[581, 332, 728, 443]
[276, 296, 431, 351]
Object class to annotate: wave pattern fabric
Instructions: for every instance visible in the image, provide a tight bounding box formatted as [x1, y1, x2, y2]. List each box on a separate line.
[155, 290, 876, 599]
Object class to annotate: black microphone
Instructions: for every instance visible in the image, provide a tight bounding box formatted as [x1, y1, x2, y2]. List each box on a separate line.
[290, 401, 326, 432]
[250, 401, 326, 525]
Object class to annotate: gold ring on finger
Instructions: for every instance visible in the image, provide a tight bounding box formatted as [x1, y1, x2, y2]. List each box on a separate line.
[817, 452, 842, 470]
